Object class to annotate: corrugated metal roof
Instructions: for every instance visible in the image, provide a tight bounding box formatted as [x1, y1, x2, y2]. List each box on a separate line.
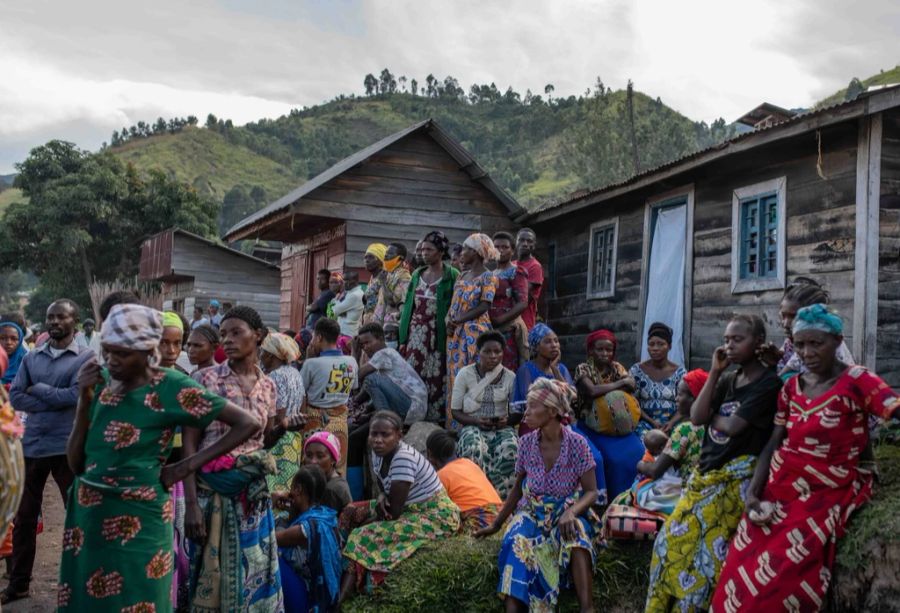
[224, 118, 523, 240]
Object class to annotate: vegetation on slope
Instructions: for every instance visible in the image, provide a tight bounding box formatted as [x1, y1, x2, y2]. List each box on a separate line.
[816, 65, 900, 108]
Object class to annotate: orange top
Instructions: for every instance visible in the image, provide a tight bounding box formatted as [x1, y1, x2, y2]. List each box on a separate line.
[437, 458, 502, 511]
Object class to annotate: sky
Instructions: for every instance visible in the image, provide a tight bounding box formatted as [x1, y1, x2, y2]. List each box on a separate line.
[1, 0, 898, 173]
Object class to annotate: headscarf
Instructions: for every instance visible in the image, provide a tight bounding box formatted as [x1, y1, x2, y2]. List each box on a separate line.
[162, 311, 184, 331]
[365, 243, 387, 262]
[463, 233, 500, 262]
[683, 369, 709, 399]
[422, 230, 450, 255]
[330, 271, 344, 283]
[261, 330, 301, 363]
[209, 299, 221, 308]
[0, 322, 27, 385]
[647, 322, 673, 345]
[585, 329, 617, 356]
[305, 431, 342, 463]
[526, 378, 576, 418]
[528, 322, 554, 356]
[100, 304, 163, 351]
[793, 303, 843, 336]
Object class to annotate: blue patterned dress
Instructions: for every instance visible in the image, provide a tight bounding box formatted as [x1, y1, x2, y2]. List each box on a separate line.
[629, 364, 685, 436]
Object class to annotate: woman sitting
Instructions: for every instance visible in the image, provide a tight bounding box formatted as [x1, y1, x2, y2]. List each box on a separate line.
[186, 324, 219, 374]
[476, 379, 600, 613]
[629, 322, 685, 436]
[339, 411, 459, 603]
[712, 305, 899, 611]
[645, 315, 782, 613]
[303, 431, 351, 514]
[426, 429, 502, 532]
[451, 330, 518, 497]
[275, 465, 342, 613]
[512, 323, 573, 435]
[571, 329, 644, 501]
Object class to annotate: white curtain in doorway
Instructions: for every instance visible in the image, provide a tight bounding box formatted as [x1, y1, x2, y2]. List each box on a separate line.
[642, 205, 686, 366]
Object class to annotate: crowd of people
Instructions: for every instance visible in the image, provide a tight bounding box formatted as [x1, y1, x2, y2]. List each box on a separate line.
[0, 226, 897, 613]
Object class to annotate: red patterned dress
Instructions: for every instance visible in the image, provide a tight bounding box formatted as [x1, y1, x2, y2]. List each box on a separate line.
[712, 367, 899, 612]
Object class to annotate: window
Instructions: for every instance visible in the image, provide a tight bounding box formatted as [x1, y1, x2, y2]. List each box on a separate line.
[587, 218, 618, 299]
[731, 177, 786, 293]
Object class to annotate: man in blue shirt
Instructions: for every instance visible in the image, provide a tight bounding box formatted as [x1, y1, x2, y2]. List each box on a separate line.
[3, 299, 95, 604]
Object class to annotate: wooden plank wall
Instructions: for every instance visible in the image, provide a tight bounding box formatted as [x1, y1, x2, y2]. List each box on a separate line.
[878, 110, 900, 387]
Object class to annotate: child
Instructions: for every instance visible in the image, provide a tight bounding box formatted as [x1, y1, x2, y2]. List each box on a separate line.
[425, 430, 502, 532]
[304, 431, 352, 514]
[276, 465, 342, 613]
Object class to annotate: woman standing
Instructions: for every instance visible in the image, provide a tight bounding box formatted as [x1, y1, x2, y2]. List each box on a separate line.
[476, 379, 600, 613]
[645, 315, 782, 613]
[0, 321, 26, 389]
[0, 348, 23, 582]
[259, 331, 306, 494]
[57, 304, 257, 612]
[450, 331, 518, 497]
[399, 231, 459, 423]
[629, 323, 685, 436]
[489, 232, 529, 372]
[445, 233, 498, 424]
[712, 306, 899, 611]
[184, 306, 284, 612]
[159, 312, 188, 374]
[512, 324, 574, 429]
[186, 325, 219, 374]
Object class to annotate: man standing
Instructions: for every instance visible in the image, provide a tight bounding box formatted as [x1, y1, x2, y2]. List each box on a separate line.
[513, 228, 544, 330]
[361, 243, 387, 325]
[2, 300, 94, 605]
[306, 269, 335, 329]
[331, 271, 365, 338]
[375, 243, 412, 326]
[208, 300, 223, 328]
[190, 306, 210, 330]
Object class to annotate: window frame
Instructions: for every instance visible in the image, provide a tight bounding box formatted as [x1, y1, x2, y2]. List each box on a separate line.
[586, 217, 619, 300]
[731, 177, 787, 293]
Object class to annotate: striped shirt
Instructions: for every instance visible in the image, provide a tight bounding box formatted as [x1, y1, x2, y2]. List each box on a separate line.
[372, 442, 443, 504]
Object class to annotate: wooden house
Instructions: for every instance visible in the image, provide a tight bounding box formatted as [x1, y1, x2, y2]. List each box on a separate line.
[521, 86, 900, 386]
[139, 228, 281, 326]
[224, 119, 523, 329]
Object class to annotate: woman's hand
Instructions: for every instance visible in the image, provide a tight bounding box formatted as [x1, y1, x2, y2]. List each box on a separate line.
[474, 522, 501, 539]
[746, 497, 774, 526]
[711, 345, 730, 374]
[376, 495, 392, 520]
[184, 501, 207, 542]
[271, 491, 291, 511]
[756, 342, 783, 368]
[77, 358, 103, 394]
[558, 508, 579, 541]
[160, 461, 192, 490]
[283, 413, 307, 432]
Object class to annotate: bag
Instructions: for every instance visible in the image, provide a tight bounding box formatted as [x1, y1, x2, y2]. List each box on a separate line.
[602, 504, 665, 540]
[582, 390, 641, 436]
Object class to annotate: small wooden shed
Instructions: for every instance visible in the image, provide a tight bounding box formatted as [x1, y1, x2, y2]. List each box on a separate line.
[224, 119, 523, 329]
[522, 86, 900, 386]
[139, 228, 281, 326]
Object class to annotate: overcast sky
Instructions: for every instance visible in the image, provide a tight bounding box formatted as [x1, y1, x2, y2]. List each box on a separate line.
[1, 0, 897, 173]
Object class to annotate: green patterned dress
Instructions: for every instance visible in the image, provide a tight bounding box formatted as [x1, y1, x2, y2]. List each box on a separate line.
[58, 368, 225, 613]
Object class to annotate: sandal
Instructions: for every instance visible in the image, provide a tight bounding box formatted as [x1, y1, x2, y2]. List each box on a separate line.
[0, 587, 29, 605]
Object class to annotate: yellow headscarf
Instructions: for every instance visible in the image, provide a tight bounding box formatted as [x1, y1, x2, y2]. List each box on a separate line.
[161, 311, 184, 331]
[365, 243, 387, 262]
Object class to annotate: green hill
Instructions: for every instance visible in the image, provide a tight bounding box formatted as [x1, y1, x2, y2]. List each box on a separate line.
[817, 65, 900, 108]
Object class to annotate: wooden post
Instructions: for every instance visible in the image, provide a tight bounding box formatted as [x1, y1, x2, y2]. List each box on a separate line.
[852, 112, 882, 368]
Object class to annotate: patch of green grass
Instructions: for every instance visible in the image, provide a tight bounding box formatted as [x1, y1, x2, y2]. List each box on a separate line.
[0, 187, 26, 215]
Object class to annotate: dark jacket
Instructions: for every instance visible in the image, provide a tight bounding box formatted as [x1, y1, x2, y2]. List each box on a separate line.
[398, 263, 459, 355]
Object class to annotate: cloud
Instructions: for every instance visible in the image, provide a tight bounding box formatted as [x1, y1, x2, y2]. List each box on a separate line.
[0, 0, 898, 172]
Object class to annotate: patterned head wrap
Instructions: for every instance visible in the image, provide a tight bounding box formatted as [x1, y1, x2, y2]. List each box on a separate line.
[683, 369, 709, 399]
[261, 330, 301, 363]
[162, 311, 184, 331]
[330, 271, 344, 283]
[422, 230, 450, 255]
[793, 303, 843, 336]
[365, 243, 388, 262]
[101, 304, 163, 351]
[526, 378, 576, 418]
[295, 328, 313, 354]
[463, 233, 500, 262]
[528, 322, 555, 356]
[585, 329, 617, 356]
[305, 430, 342, 462]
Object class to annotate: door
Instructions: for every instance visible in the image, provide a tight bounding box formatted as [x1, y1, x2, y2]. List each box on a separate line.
[310, 247, 328, 299]
[642, 200, 688, 365]
[290, 252, 309, 329]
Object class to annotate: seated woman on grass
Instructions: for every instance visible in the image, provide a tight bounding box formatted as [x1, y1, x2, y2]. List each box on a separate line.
[426, 429, 502, 532]
[275, 464, 342, 613]
[712, 305, 899, 611]
[339, 411, 460, 603]
[303, 431, 351, 514]
[451, 330, 518, 497]
[476, 378, 600, 613]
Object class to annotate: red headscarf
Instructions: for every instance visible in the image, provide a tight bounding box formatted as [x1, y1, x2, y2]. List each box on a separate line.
[585, 329, 617, 356]
[683, 368, 709, 398]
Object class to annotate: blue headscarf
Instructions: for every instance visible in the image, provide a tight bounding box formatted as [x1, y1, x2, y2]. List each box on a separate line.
[0, 321, 26, 385]
[528, 322, 554, 356]
[792, 303, 843, 336]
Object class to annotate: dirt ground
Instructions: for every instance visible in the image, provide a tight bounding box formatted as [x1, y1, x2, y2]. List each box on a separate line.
[3, 481, 66, 612]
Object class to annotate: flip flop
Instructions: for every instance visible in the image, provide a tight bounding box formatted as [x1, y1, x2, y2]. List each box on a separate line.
[0, 587, 30, 605]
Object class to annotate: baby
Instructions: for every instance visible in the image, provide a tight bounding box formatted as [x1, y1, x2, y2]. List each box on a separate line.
[642, 428, 669, 458]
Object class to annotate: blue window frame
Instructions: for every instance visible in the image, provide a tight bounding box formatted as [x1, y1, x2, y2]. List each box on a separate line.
[739, 193, 779, 279]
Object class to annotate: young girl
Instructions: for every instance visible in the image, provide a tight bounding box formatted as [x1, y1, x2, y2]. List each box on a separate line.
[645, 315, 782, 612]
[303, 431, 352, 514]
[477, 378, 600, 613]
[426, 429, 502, 532]
[276, 465, 342, 613]
[339, 411, 459, 603]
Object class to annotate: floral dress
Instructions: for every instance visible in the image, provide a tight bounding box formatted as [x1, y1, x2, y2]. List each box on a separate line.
[267, 365, 306, 493]
[446, 270, 496, 415]
[712, 367, 900, 612]
[629, 363, 686, 436]
[405, 276, 446, 422]
[57, 369, 225, 613]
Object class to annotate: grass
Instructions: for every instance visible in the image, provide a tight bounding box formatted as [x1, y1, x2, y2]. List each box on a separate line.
[0, 187, 26, 215]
